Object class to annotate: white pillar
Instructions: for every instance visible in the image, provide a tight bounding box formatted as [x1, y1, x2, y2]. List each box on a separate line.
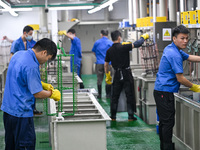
[39, 7, 48, 29]
[197, 0, 200, 9]
[153, 0, 156, 22]
[133, 0, 138, 24]
[139, 0, 147, 18]
[129, 0, 133, 25]
[169, 0, 176, 21]
[50, 10, 58, 44]
[180, 0, 185, 12]
[149, 0, 152, 16]
[159, 0, 166, 17]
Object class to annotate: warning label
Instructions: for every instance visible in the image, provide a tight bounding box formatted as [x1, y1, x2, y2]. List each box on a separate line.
[163, 28, 171, 41]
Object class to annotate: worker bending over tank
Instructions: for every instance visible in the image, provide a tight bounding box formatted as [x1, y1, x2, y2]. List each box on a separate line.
[1, 38, 61, 150]
[154, 25, 200, 150]
[104, 30, 149, 121]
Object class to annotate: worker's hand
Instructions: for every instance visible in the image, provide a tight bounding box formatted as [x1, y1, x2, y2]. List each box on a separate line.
[141, 33, 149, 40]
[50, 89, 61, 101]
[189, 84, 200, 93]
[58, 30, 67, 36]
[122, 42, 132, 45]
[41, 81, 54, 91]
[106, 71, 112, 85]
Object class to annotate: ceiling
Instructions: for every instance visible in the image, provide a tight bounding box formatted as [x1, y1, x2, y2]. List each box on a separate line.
[5, 0, 105, 7]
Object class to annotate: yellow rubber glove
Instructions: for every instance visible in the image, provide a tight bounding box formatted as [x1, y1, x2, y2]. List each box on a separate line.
[50, 89, 61, 101]
[58, 30, 67, 36]
[141, 33, 149, 40]
[41, 81, 54, 91]
[122, 42, 132, 45]
[189, 84, 200, 93]
[106, 71, 112, 85]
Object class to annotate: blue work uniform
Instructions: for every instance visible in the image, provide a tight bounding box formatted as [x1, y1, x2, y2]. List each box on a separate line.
[154, 42, 189, 92]
[28, 39, 37, 48]
[10, 37, 31, 54]
[69, 36, 82, 76]
[1, 49, 43, 149]
[153, 42, 189, 148]
[92, 36, 113, 64]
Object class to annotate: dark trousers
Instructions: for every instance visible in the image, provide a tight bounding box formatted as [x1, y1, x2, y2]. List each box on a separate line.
[3, 112, 36, 150]
[111, 69, 136, 119]
[153, 90, 175, 149]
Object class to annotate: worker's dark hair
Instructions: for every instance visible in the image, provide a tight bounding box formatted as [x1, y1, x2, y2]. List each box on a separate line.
[33, 38, 57, 61]
[111, 30, 121, 41]
[67, 29, 76, 34]
[172, 25, 190, 37]
[23, 25, 33, 33]
[101, 30, 109, 36]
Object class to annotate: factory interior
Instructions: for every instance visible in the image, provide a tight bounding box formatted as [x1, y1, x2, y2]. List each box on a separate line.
[0, 0, 200, 150]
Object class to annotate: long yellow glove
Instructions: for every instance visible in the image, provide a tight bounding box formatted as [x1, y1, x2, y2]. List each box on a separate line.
[141, 33, 149, 40]
[189, 84, 200, 93]
[106, 71, 112, 85]
[41, 81, 54, 91]
[58, 30, 67, 36]
[122, 42, 132, 45]
[50, 89, 61, 101]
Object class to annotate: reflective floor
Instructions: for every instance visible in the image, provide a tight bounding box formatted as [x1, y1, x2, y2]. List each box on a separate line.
[0, 74, 188, 150]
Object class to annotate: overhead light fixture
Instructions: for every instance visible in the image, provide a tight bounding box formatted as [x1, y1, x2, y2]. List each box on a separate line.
[88, 0, 118, 14]
[0, 0, 18, 16]
[49, 6, 94, 11]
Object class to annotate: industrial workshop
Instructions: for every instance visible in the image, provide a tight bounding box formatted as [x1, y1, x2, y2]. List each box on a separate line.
[0, 0, 200, 150]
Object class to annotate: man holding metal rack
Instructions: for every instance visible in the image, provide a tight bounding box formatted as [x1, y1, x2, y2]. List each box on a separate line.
[104, 30, 149, 121]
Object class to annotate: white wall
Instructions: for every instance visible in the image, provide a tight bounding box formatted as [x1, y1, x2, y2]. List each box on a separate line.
[0, 8, 40, 41]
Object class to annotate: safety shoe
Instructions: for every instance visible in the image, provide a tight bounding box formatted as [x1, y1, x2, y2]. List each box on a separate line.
[33, 109, 43, 115]
[128, 116, 137, 121]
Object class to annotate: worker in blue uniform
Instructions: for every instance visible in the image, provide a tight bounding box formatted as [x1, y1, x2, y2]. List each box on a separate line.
[104, 30, 149, 121]
[66, 29, 82, 76]
[10, 25, 33, 59]
[154, 25, 200, 150]
[58, 29, 84, 88]
[92, 30, 113, 99]
[1, 38, 61, 150]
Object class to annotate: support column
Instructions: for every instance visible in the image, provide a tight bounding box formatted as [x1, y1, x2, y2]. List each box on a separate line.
[159, 0, 166, 17]
[50, 10, 58, 44]
[169, 0, 176, 21]
[139, 0, 147, 18]
[153, 0, 156, 22]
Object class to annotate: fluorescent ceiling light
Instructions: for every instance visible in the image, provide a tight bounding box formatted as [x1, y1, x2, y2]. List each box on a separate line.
[0, 0, 18, 16]
[88, 0, 118, 14]
[0, 8, 32, 12]
[49, 6, 94, 11]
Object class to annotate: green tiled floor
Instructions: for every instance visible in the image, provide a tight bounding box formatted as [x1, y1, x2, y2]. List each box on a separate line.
[0, 74, 160, 150]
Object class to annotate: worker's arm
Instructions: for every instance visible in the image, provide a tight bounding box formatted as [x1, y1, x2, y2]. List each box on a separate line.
[187, 55, 200, 62]
[3, 36, 14, 43]
[34, 90, 52, 99]
[104, 62, 109, 74]
[176, 73, 193, 87]
[65, 33, 74, 40]
[132, 33, 149, 48]
[9, 53, 14, 61]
